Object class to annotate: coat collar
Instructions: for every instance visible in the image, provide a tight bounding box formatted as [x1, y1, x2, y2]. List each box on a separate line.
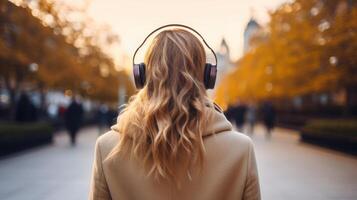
[202, 102, 233, 137]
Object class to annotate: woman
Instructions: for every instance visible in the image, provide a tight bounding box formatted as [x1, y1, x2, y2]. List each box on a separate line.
[89, 26, 260, 200]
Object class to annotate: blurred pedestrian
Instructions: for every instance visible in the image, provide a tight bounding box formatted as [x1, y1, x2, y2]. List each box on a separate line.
[246, 103, 256, 135]
[106, 108, 118, 127]
[97, 104, 109, 134]
[224, 105, 235, 123]
[58, 104, 66, 119]
[15, 92, 38, 122]
[234, 103, 247, 133]
[65, 97, 84, 146]
[262, 102, 276, 138]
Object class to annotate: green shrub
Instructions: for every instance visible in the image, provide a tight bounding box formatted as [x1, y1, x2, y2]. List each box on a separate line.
[0, 121, 54, 156]
[302, 119, 357, 140]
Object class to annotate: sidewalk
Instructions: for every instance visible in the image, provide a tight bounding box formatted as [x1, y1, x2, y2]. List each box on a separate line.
[251, 125, 357, 200]
[0, 125, 356, 200]
[0, 126, 100, 200]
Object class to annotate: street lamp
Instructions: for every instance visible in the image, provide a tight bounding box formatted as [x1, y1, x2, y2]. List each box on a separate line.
[329, 56, 338, 66]
[29, 63, 39, 72]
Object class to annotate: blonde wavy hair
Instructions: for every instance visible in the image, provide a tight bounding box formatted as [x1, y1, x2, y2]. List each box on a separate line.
[114, 28, 212, 186]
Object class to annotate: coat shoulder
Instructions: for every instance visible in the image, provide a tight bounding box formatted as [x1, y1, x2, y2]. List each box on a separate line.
[96, 130, 119, 157]
[215, 130, 252, 144]
[206, 130, 253, 155]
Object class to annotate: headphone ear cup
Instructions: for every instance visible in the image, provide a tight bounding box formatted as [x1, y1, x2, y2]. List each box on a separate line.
[139, 63, 146, 87]
[133, 63, 146, 89]
[204, 63, 217, 89]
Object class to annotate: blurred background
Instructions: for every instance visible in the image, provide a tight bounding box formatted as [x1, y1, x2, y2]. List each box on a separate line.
[0, 0, 356, 199]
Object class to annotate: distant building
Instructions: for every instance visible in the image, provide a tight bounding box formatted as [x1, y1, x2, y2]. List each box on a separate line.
[214, 38, 233, 86]
[205, 38, 233, 97]
[243, 17, 263, 54]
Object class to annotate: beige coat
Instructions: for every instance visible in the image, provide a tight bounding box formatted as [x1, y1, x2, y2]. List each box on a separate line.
[89, 104, 261, 200]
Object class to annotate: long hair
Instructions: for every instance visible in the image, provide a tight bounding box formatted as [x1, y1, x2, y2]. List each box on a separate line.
[114, 29, 211, 186]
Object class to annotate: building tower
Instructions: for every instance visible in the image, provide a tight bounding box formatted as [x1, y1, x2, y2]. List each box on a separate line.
[243, 17, 261, 53]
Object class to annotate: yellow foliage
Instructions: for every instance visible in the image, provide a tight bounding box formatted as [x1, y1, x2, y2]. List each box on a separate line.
[1, 0, 135, 103]
[215, 0, 357, 106]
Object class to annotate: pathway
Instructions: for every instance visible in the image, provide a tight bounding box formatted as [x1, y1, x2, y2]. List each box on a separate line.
[0, 125, 356, 200]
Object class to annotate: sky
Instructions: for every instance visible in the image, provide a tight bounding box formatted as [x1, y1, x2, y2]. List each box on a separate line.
[83, 0, 287, 63]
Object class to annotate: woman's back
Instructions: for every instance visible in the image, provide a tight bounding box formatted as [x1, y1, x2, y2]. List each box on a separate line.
[89, 25, 260, 200]
[90, 104, 260, 200]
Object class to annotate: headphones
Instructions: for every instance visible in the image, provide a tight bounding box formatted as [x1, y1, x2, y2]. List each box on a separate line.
[132, 24, 218, 90]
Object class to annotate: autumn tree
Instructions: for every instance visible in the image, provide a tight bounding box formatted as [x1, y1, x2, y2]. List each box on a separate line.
[215, 0, 357, 111]
[1, 0, 135, 118]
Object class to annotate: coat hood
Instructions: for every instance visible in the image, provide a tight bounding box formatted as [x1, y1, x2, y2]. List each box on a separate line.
[202, 103, 233, 137]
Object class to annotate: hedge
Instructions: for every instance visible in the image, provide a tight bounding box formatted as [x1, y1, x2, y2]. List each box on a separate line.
[301, 119, 357, 154]
[0, 121, 54, 156]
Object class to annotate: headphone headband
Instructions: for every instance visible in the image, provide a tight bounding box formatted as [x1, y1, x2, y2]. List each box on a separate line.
[132, 24, 218, 66]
